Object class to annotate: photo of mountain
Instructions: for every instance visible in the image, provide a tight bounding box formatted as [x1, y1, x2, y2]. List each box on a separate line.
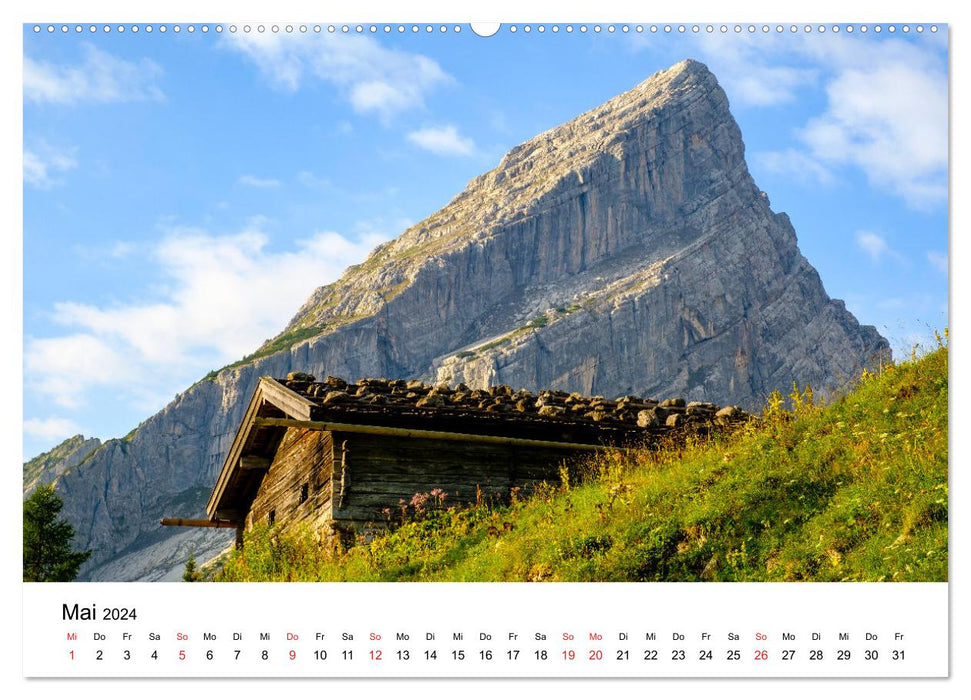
[22, 24, 947, 582]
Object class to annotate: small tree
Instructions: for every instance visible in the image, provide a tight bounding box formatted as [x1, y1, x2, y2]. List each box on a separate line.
[23, 484, 91, 582]
[182, 551, 202, 582]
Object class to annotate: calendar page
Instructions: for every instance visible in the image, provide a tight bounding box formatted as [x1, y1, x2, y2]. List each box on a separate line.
[17, 0, 955, 692]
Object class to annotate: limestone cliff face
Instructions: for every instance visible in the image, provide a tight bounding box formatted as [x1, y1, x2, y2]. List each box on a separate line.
[48, 59, 888, 580]
[23, 434, 102, 496]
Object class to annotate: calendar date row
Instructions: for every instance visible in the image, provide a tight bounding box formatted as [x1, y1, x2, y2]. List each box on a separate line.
[69, 646, 909, 664]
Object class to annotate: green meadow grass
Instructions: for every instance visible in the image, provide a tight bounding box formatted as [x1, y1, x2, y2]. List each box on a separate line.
[213, 338, 948, 583]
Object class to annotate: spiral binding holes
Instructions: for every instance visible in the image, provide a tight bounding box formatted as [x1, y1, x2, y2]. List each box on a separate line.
[28, 23, 940, 36]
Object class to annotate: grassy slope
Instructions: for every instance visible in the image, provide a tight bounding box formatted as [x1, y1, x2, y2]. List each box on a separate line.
[214, 341, 948, 583]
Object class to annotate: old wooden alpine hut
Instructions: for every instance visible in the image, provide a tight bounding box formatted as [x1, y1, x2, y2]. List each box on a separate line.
[165, 373, 744, 544]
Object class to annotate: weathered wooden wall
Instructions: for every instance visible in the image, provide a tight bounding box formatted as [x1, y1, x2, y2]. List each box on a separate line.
[247, 428, 335, 532]
[328, 431, 582, 537]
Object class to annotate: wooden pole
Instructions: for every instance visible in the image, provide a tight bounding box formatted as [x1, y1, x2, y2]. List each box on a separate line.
[252, 417, 645, 453]
[160, 518, 239, 528]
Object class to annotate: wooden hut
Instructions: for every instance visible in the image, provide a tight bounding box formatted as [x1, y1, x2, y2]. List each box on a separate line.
[166, 373, 744, 544]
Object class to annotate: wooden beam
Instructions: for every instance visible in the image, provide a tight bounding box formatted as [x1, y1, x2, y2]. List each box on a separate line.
[240, 455, 271, 470]
[258, 377, 316, 421]
[252, 417, 644, 453]
[160, 518, 239, 528]
[213, 509, 244, 521]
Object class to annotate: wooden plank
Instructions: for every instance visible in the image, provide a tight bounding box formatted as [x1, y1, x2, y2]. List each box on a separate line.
[247, 429, 335, 530]
[259, 377, 316, 421]
[240, 455, 271, 470]
[253, 417, 643, 453]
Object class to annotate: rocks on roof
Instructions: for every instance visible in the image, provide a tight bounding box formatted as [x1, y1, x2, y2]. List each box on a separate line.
[281, 372, 748, 432]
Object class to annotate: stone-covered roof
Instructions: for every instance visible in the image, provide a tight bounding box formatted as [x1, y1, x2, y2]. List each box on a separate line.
[276, 372, 748, 446]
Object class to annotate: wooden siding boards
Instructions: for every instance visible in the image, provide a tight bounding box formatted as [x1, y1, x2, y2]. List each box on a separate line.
[326, 431, 577, 538]
[247, 428, 335, 533]
[233, 426, 580, 541]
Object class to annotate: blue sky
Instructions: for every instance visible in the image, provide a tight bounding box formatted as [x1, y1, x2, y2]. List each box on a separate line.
[22, 23, 949, 457]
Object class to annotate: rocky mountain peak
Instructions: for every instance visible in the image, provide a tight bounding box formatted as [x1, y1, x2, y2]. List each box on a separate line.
[39, 59, 888, 581]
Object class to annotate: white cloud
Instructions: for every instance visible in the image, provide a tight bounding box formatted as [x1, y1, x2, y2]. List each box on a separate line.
[25, 333, 134, 408]
[238, 175, 282, 188]
[642, 34, 947, 210]
[407, 125, 476, 156]
[799, 58, 947, 210]
[927, 250, 948, 274]
[23, 417, 83, 441]
[109, 241, 136, 259]
[689, 33, 818, 107]
[24, 44, 164, 104]
[740, 35, 944, 210]
[855, 230, 889, 261]
[297, 171, 332, 189]
[25, 220, 392, 410]
[752, 148, 834, 185]
[855, 230, 908, 265]
[23, 142, 78, 189]
[222, 33, 450, 120]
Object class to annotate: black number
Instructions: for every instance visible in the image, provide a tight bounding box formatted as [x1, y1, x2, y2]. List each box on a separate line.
[397, 650, 410, 660]
[342, 650, 353, 660]
[480, 650, 493, 660]
[508, 650, 520, 660]
[314, 650, 328, 661]
[672, 649, 685, 661]
[643, 649, 658, 661]
[617, 650, 629, 661]
[206, 650, 213, 661]
[727, 649, 740, 661]
[452, 649, 465, 660]
[810, 649, 823, 660]
[261, 650, 269, 660]
[865, 650, 878, 661]
[782, 649, 796, 660]
[123, 650, 131, 661]
[234, 649, 241, 660]
[95, 650, 102, 661]
[535, 650, 547, 660]
[699, 650, 712, 660]
[837, 650, 851, 661]
[151, 650, 158, 661]
[893, 650, 905, 661]
[425, 650, 437, 660]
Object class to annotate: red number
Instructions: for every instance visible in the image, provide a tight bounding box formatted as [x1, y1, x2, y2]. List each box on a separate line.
[178, 650, 186, 661]
[370, 650, 382, 661]
[754, 649, 768, 661]
[589, 650, 603, 661]
[563, 650, 575, 660]
[289, 650, 297, 661]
